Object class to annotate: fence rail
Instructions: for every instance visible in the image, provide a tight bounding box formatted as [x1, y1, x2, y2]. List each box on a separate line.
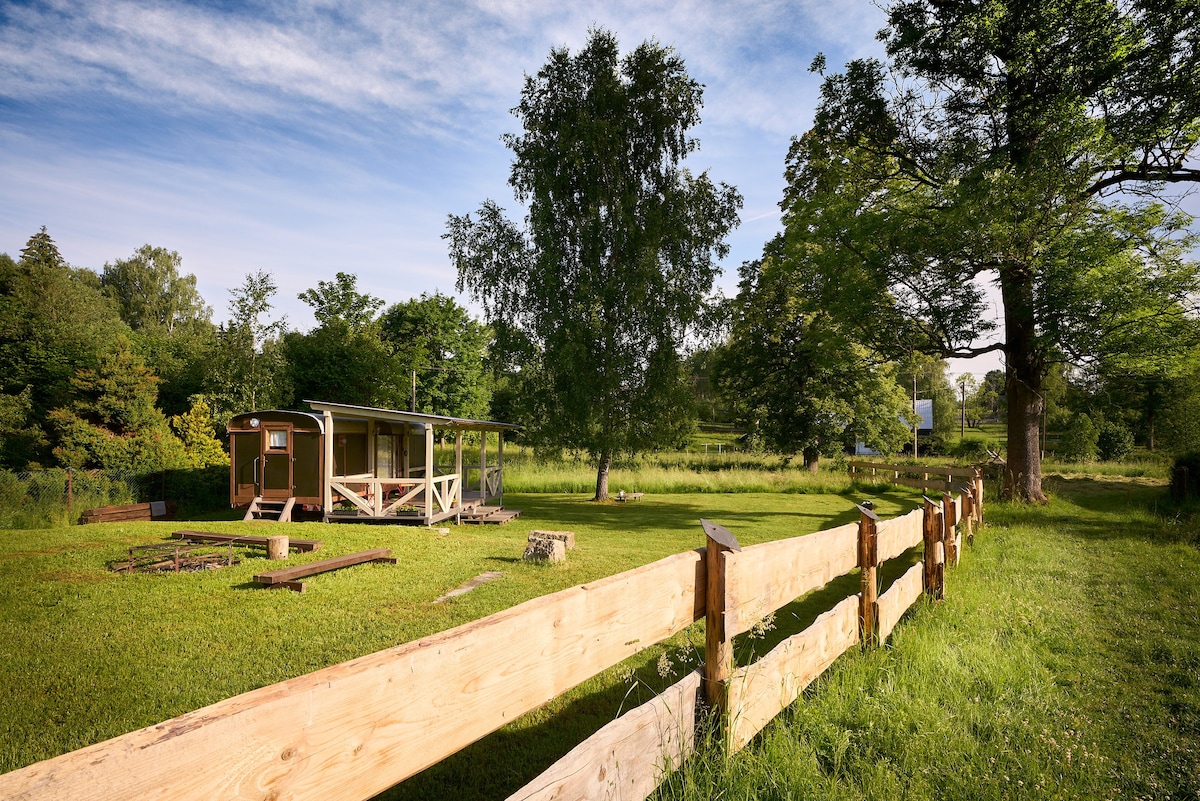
[0, 479, 983, 801]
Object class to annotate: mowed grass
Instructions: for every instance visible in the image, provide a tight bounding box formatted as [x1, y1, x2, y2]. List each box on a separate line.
[658, 474, 1200, 801]
[0, 488, 918, 778]
[4, 472, 1198, 801]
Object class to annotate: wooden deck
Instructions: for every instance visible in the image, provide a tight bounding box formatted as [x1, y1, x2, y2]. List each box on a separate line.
[460, 505, 523, 525]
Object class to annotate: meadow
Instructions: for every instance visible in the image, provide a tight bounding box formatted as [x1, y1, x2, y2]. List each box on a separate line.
[1, 456, 1196, 801]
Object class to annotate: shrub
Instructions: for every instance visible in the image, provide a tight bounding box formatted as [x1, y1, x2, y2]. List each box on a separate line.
[1057, 413, 1100, 462]
[1097, 421, 1134, 462]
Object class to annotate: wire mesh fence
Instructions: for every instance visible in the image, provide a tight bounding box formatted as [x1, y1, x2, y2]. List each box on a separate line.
[0, 465, 229, 530]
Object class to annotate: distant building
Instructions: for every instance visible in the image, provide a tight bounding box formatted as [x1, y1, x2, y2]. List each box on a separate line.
[855, 399, 933, 455]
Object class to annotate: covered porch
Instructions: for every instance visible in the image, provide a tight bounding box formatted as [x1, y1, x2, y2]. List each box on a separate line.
[307, 400, 518, 526]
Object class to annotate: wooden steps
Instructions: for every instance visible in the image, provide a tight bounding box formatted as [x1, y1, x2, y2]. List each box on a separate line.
[242, 497, 295, 523]
[460, 505, 523, 525]
[171, 531, 323, 553]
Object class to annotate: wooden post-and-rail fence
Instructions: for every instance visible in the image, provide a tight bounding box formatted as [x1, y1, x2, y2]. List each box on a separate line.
[0, 483, 983, 801]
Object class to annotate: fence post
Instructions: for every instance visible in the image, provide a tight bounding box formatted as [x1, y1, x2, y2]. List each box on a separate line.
[973, 468, 984, 523]
[66, 468, 73, 521]
[857, 504, 879, 648]
[922, 497, 942, 599]
[959, 485, 976, 546]
[942, 491, 958, 567]
[701, 519, 740, 748]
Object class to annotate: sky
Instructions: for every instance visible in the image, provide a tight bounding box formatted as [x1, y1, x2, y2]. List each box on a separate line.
[0, 0, 1009, 375]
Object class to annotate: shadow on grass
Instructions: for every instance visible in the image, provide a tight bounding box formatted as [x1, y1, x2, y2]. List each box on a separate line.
[373, 545, 925, 801]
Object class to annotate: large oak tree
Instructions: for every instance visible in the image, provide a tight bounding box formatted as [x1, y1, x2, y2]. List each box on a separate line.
[781, 0, 1200, 500]
[446, 29, 741, 499]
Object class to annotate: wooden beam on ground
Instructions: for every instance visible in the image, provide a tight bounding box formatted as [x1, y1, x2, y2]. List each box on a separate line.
[171, 532, 323, 553]
[252, 549, 395, 586]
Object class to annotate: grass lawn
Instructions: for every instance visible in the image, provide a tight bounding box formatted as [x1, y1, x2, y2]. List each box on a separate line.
[0, 487, 918, 783]
[660, 474, 1200, 801]
[3, 471, 1197, 801]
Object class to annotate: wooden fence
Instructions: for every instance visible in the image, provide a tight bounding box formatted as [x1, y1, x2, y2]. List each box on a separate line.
[0, 484, 982, 801]
[850, 460, 984, 513]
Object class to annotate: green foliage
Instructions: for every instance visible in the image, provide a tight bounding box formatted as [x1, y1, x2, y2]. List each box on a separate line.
[99, 244, 217, 418]
[380, 292, 491, 419]
[1096, 420, 1134, 462]
[780, 0, 1200, 500]
[296, 271, 383, 331]
[949, 436, 999, 461]
[715, 256, 913, 467]
[206, 271, 290, 422]
[47, 346, 186, 470]
[0, 229, 133, 466]
[1057, 413, 1101, 463]
[447, 28, 741, 497]
[1155, 354, 1200, 454]
[100, 245, 211, 333]
[169, 396, 228, 468]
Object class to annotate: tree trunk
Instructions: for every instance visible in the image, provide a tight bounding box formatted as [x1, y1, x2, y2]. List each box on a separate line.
[594, 451, 612, 501]
[1000, 265, 1047, 503]
[802, 448, 820, 472]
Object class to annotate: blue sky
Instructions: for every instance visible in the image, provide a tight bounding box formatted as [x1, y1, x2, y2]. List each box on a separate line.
[1, 0, 1011, 373]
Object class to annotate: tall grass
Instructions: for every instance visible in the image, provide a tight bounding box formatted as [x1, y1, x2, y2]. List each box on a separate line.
[504, 459, 855, 495]
[657, 475, 1197, 801]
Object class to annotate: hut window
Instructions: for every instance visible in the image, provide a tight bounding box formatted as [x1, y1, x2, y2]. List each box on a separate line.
[268, 430, 288, 450]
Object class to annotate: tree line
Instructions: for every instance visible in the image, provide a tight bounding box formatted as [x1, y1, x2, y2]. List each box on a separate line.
[6, 2, 1200, 506]
[0, 229, 490, 472]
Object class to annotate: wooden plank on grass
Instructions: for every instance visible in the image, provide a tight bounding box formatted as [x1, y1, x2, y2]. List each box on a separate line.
[171, 531, 323, 552]
[877, 562, 925, 642]
[506, 670, 702, 801]
[0, 548, 705, 801]
[723, 523, 857, 637]
[875, 508, 924, 564]
[252, 549, 393, 585]
[726, 594, 859, 751]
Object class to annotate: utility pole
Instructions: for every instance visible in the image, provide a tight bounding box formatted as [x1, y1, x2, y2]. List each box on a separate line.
[960, 377, 967, 439]
[912, 371, 919, 457]
[412, 370, 417, 413]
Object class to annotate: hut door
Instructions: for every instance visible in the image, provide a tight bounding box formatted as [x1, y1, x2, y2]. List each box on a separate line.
[262, 425, 293, 500]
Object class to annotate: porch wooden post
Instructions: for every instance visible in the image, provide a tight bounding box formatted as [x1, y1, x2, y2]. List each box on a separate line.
[425, 424, 434, 525]
[455, 429, 464, 512]
[497, 431, 504, 506]
[322, 410, 334, 519]
[479, 432, 487, 502]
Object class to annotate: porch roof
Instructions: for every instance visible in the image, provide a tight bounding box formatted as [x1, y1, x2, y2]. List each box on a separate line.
[305, 400, 521, 433]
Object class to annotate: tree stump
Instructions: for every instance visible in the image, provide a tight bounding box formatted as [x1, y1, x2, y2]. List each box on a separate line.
[267, 535, 289, 561]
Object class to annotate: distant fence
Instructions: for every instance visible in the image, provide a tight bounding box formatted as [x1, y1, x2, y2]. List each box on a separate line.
[849, 460, 984, 511]
[0, 465, 229, 529]
[0, 483, 982, 800]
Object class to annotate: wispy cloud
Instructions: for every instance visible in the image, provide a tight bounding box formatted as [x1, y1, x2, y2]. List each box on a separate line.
[0, 0, 890, 325]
